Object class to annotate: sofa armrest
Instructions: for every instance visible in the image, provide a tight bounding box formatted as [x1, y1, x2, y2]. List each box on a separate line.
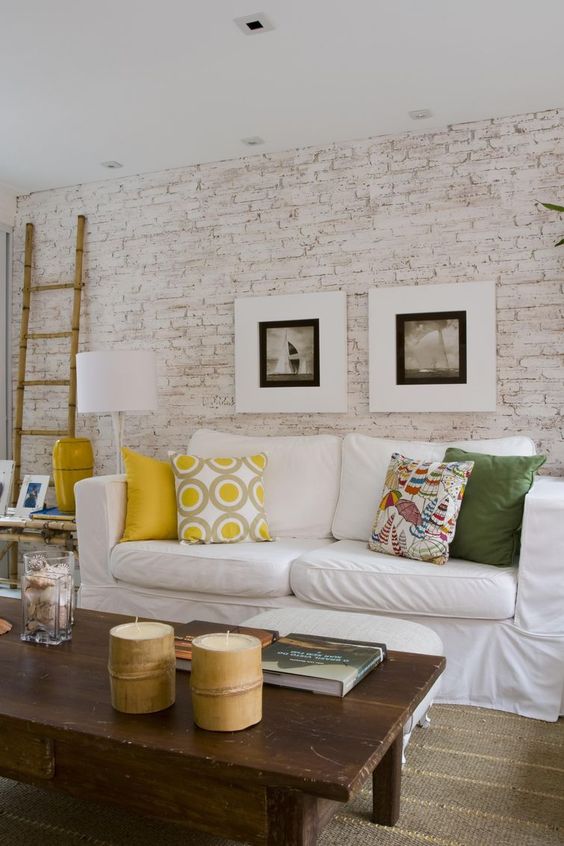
[75, 475, 126, 588]
[514, 477, 564, 635]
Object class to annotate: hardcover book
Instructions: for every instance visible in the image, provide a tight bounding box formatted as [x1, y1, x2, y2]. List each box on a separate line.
[30, 506, 75, 521]
[175, 620, 279, 670]
[261, 633, 387, 697]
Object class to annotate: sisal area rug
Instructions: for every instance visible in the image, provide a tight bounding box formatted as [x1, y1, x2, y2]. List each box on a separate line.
[0, 705, 562, 846]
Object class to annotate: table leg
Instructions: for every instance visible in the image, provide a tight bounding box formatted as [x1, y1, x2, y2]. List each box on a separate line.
[266, 787, 320, 846]
[372, 732, 403, 826]
[9, 543, 18, 582]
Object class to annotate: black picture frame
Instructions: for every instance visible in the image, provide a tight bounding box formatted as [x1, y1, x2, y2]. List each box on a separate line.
[259, 319, 320, 388]
[396, 310, 467, 385]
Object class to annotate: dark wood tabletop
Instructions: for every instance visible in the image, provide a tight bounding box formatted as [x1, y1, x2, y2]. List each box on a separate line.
[0, 597, 445, 846]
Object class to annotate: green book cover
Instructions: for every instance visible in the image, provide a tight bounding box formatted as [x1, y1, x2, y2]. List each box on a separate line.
[261, 632, 386, 697]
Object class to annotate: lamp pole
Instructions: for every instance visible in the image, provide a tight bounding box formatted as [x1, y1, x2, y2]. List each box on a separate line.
[111, 411, 125, 474]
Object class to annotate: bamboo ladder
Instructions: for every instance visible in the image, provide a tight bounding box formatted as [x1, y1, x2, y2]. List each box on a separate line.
[4, 215, 86, 577]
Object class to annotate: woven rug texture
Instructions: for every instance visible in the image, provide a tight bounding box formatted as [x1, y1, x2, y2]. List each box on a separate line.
[0, 704, 562, 846]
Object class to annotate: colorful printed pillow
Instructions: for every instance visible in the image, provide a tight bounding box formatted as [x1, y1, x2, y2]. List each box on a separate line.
[368, 452, 474, 566]
[170, 453, 272, 544]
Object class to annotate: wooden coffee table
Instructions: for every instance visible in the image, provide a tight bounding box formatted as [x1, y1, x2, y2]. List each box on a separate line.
[0, 598, 444, 846]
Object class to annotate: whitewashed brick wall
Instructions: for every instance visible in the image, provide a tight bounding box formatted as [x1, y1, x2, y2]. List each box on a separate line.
[11, 108, 564, 480]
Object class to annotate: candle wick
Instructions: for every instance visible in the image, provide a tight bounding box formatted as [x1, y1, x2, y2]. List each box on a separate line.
[226, 630, 229, 645]
[135, 616, 140, 630]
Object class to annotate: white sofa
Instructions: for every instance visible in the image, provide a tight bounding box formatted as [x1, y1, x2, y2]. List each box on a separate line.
[75, 429, 564, 721]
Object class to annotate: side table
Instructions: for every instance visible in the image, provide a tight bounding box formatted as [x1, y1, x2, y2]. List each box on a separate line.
[0, 516, 77, 584]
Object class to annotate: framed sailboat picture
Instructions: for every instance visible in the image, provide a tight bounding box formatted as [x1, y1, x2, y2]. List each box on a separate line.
[235, 291, 347, 412]
[259, 319, 320, 388]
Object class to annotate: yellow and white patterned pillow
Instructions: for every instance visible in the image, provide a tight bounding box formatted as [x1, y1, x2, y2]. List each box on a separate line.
[170, 453, 272, 544]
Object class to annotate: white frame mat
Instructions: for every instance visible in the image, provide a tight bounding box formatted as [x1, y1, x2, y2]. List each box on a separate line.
[235, 291, 347, 413]
[369, 281, 496, 412]
[15, 474, 50, 517]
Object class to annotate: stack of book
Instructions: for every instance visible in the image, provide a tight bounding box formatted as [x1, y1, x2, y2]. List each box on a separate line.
[174, 620, 279, 670]
[175, 620, 387, 697]
[261, 633, 386, 696]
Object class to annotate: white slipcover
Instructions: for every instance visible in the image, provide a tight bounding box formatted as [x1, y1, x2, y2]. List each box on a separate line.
[290, 539, 518, 620]
[332, 434, 536, 541]
[383, 612, 564, 722]
[189, 429, 342, 539]
[516, 477, 564, 634]
[75, 433, 564, 721]
[111, 538, 334, 598]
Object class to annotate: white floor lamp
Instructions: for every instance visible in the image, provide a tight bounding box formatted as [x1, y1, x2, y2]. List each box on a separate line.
[76, 350, 158, 474]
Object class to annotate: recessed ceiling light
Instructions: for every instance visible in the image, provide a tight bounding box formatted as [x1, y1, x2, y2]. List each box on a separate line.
[241, 136, 265, 146]
[409, 109, 433, 120]
[234, 13, 275, 35]
[100, 160, 123, 169]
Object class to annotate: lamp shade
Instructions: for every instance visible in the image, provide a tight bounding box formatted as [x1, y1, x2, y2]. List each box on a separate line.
[76, 350, 158, 414]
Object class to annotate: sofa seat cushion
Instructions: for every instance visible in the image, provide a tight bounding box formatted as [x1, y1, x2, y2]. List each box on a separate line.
[290, 539, 518, 620]
[111, 538, 335, 598]
[333, 434, 536, 542]
[189, 429, 341, 539]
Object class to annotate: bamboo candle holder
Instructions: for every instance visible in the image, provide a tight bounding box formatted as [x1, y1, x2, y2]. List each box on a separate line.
[109, 621, 176, 714]
[191, 633, 263, 731]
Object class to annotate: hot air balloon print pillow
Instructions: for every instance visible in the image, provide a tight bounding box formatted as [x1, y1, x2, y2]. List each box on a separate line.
[368, 453, 474, 566]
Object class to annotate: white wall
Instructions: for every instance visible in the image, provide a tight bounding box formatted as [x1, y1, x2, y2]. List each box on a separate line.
[0, 183, 17, 228]
[11, 107, 564, 477]
[0, 183, 16, 457]
[0, 227, 9, 458]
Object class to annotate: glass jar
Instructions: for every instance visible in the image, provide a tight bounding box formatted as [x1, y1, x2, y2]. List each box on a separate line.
[21, 551, 74, 645]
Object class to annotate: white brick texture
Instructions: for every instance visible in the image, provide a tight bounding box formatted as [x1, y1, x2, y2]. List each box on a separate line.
[11, 108, 564, 479]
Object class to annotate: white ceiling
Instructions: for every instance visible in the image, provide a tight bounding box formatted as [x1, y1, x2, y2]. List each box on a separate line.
[1, 0, 563, 194]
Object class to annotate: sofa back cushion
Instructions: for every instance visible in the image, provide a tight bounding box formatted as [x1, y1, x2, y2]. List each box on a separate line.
[189, 429, 342, 539]
[333, 434, 536, 542]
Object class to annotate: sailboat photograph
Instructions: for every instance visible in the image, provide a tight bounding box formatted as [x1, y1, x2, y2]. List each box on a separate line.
[259, 319, 320, 388]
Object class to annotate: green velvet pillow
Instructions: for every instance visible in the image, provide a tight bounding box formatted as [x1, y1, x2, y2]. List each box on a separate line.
[443, 448, 546, 567]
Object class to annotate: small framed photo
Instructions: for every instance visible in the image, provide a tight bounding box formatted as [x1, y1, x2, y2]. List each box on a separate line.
[396, 311, 467, 385]
[15, 474, 50, 517]
[0, 461, 15, 516]
[259, 319, 320, 388]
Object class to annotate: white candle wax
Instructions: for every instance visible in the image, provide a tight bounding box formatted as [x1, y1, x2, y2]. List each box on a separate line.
[110, 621, 173, 641]
[193, 633, 260, 652]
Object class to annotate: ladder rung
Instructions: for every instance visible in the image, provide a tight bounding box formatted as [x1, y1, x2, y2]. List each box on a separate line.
[30, 283, 76, 292]
[22, 379, 70, 386]
[20, 429, 69, 437]
[26, 331, 73, 340]
[13, 216, 86, 507]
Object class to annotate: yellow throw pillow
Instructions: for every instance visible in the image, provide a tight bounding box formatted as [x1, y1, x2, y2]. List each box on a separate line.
[170, 453, 272, 544]
[120, 447, 178, 542]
